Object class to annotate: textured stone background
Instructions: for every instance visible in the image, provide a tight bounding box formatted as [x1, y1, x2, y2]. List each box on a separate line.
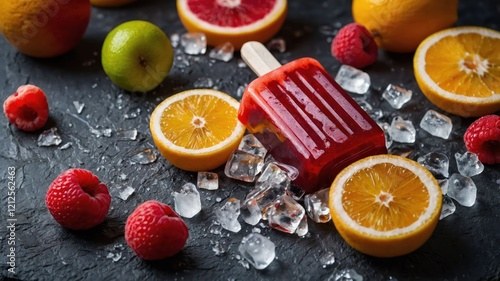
[1, 0, 499, 280]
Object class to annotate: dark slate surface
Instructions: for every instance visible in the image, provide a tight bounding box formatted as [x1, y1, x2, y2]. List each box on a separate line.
[1, 0, 500, 280]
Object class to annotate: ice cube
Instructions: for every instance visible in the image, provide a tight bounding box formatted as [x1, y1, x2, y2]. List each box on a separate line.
[73, 101, 85, 114]
[197, 172, 218, 190]
[438, 179, 449, 195]
[117, 186, 134, 201]
[238, 233, 276, 270]
[106, 252, 122, 262]
[320, 251, 336, 268]
[334, 65, 370, 94]
[440, 195, 456, 220]
[224, 150, 265, 182]
[255, 163, 290, 189]
[304, 188, 331, 223]
[130, 148, 157, 164]
[170, 33, 180, 48]
[267, 195, 306, 234]
[240, 198, 262, 226]
[173, 183, 202, 218]
[266, 38, 286, 53]
[193, 77, 214, 88]
[455, 152, 484, 177]
[417, 152, 449, 178]
[377, 122, 393, 148]
[420, 110, 452, 139]
[181, 32, 207, 55]
[115, 129, 137, 140]
[209, 42, 234, 62]
[246, 182, 286, 213]
[295, 214, 308, 237]
[215, 198, 241, 233]
[389, 116, 416, 143]
[382, 84, 412, 109]
[329, 268, 363, 281]
[37, 127, 62, 147]
[447, 173, 477, 207]
[286, 184, 306, 201]
[239, 134, 267, 158]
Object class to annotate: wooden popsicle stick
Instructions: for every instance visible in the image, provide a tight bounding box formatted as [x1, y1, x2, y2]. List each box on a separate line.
[241, 41, 282, 77]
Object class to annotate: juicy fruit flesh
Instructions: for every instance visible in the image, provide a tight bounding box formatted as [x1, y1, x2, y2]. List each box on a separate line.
[425, 33, 500, 97]
[187, 0, 276, 27]
[160, 94, 238, 149]
[342, 162, 430, 231]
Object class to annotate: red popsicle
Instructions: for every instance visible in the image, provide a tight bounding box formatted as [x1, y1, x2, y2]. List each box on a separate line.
[238, 42, 387, 193]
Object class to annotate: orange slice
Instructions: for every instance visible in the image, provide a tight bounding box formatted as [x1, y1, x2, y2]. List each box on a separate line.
[414, 26, 500, 117]
[176, 0, 287, 50]
[150, 89, 245, 172]
[329, 155, 442, 257]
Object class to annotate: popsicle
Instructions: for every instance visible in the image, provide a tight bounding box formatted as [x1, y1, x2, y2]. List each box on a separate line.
[238, 42, 387, 194]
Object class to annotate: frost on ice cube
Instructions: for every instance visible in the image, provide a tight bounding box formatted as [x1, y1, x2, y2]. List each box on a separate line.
[417, 152, 449, 178]
[304, 188, 331, 223]
[173, 183, 201, 218]
[419, 110, 452, 139]
[215, 198, 241, 233]
[267, 195, 306, 234]
[334, 65, 370, 94]
[382, 84, 412, 109]
[389, 116, 416, 143]
[238, 134, 267, 158]
[181, 32, 207, 55]
[224, 150, 264, 182]
[197, 172, 218, 190]
[447, 173, 477, 207]
[455, 152, 484, 177]
[209, 42, 234, 62]
[238, 233, 275, 270]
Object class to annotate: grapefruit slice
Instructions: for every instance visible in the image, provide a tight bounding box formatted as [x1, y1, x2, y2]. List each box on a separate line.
[177, 0, 287, 50]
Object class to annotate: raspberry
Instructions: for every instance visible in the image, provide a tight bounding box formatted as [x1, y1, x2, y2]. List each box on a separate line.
[3, 85, 49, 132]
[464, 114, 500, 165]
[125, 200, 189, 260]
[331, 23, 378, 69]
[45, 169, 111, 230]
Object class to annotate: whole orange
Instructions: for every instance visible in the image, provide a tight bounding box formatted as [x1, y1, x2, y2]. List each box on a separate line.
[352, 0, 458, 53]
[0, 0, 91, 58]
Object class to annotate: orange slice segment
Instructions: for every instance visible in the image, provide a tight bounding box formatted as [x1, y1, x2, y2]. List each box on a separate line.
[176, 0, 287, 50]
[329, 155, 442, 257]
[414, 26, 500, 117]
[150, 89, 245, 171]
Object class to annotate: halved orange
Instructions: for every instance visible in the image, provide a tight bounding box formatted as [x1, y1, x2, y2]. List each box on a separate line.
[329, 155, 442, 257]
[414, 26, 500, 117]
[150, 89, 245, 171]
[176, 0, 287, 50]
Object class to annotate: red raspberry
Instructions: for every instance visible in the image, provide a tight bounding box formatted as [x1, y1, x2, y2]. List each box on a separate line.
[46, 169, 111, 230]
[464, 114, 500, 165]
[125, 200, 189, 260]
[331, 23, 378, 69]
[3, 84, 49, 132]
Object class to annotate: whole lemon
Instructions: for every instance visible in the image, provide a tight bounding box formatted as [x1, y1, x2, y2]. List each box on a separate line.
[352, 0, 458, 53]
[0, 0, 91, 58]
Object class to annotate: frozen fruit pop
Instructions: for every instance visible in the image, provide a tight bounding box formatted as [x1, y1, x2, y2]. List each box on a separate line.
[238, 42, 387, 194]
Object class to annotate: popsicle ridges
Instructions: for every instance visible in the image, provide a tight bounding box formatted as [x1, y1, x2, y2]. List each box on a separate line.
[239, 57, 387, 192]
